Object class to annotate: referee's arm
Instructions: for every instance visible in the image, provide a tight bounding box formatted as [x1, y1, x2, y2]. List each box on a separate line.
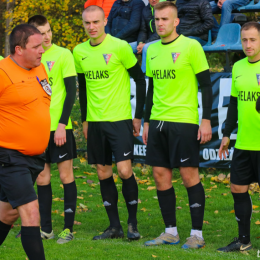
[78, 73, 88, 140]
[196, 69, 213, 144]
[55, 76, 77, 147]
[127, 62, 146, 136]
[142, 77, 153, 145]
[219, 95, 238, 159]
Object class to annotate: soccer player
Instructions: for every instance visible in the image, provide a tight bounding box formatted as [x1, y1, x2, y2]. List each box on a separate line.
[73, 6, 146, 240]
[28, 15, 77, 244]
[217, 21, 260, 253]
[0, 24, 50, 260]
[142, 2, 212, 249]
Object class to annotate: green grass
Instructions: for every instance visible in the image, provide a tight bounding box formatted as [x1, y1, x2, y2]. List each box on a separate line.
[1, 162, 260, 259]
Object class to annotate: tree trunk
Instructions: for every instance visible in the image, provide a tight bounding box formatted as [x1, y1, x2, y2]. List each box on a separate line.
[5, 0, 15, 57]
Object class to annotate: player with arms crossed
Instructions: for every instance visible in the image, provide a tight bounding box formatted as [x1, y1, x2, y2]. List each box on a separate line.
[218, 21, 260, 253]
[143, 1, 212, 249]
[73, 6, 146, 240]
[28, 15, 77, 244]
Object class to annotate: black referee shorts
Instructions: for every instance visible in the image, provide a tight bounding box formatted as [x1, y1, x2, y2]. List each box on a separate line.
[0, 147, 45, 209]
[46, 129, 77, 164]
[87, 120, 134, 166]
[231, 148, 260, 185]
[146, 120, 200, 169]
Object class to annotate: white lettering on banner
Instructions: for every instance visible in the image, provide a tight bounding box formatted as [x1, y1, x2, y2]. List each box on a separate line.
[202, 148, 234, 161]
[218, 79, 237, 140]
[134, 145, 146, 156]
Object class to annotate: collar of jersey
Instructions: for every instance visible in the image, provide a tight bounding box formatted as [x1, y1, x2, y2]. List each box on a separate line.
[161, 34, 182, 46]
[88, 34, 110, 49]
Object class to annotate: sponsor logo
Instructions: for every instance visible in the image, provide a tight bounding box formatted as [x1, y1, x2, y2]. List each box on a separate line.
[103, 201, 112, 206]
[128, 200, 138, 205]
[65, 208, 73, 213]
[257, 74, 260, 85]
[235, 75, 242, 79]
[85, 70, 109, 79]
[180, 158, 189, 163]
[190, 203, 201, 208]
[240, 244, 251, 251]
[59, 153, 68, 159]
[46, 61, 55, 72]
[134, 145, 146, 156]
[82, 57, 88, 60]
[152, 69, 176, 79]
[38, 78, 52, 96]
[235, 216, 240, 221]
[103, 54, 112, 65]
[151, 56, 157, 60]
[237, 90, 260, 101]
[124, 151, 131, 156]
[171, 53, 180, 63]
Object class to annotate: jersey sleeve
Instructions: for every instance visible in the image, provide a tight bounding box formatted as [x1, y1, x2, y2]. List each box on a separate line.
[231, 63, 237, 98]
[146, 45, 153, 77]
[189, 40, 209, 75]
[119, 40, 137, 69]
[73, 46, 84, 74]
[61, 49, 77, 78]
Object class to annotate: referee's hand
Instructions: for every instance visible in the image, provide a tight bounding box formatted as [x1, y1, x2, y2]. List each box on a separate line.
[218, 137, 230, 159]
[198, 119, 212, 144]
[83, 121, 88, 140]
[54, 123, 67, 147]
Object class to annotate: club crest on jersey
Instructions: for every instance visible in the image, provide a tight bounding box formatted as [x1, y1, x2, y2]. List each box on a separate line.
[257, 74, 260, 85]
[171, 53, 180, 64]
[103, 54, 112, 65]
[46, 61, 55, 72]
[39, 78, 52, 96]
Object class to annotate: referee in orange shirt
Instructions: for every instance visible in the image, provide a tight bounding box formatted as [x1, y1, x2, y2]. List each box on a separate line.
[0, 24, 51, 260]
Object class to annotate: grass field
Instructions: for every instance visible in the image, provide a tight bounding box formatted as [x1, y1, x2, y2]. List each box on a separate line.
[1, 159, 260, 260]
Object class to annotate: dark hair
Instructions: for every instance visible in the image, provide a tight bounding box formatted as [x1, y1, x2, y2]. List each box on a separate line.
[241, 21, 260, 33]
[28, 15, 48, 27]
[83, 5, 105, 18]
[154, 1, 178, 14]
[9, 24, 41, 55]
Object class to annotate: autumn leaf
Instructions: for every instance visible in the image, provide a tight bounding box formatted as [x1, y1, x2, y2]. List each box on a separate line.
[255, 220, 260, 225]
[80, 158, 86, 163]
[199, 174, 204, 180]
[217, 173, 226, 181]
[60, 212, 64, 217]
[141, 208, 147, 212]
[80, 190, 87, 193]
[87, 180, 94, 184]
[79, 203, 87, 209]
[135, 163, 142, 168]
[203, 220, 210, 224]
[74, 221, 81, 225]
[214, 210, 219, 214]
[177, 206, 182, 210]
[60, 184, 63, 189]
[172, 180, 178, 183]
[253, 205, 259, 210]
[52, 198, 62, 201]
[230, 210, 235, 213]
[77, 196, 84, 200]
[73, 121, 78, 126]
[152, 255, 157, 258]
[82, 182, 87, 184]
[84, 172, 95, 175]
[147, 186, 156, 191]
[211, 185, 217, 189]
[222, 193, 227, 196]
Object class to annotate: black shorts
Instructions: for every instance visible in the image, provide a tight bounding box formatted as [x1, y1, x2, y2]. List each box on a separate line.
[0, 147, 45, 209]
[146, 121, 200, 169]
[231, 148, 260, 185]
[87, 120, 134, 165]
[46, 129, 77, 164]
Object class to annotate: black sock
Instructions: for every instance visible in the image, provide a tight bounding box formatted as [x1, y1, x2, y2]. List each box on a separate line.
[64, 181, 77, 232]
[37, 183, 52, 233]
[187, 182, 205, 230]
[21, 226, 45, 260]
[100, 176, 121, 228]
[157, 187, 176, 227]
[121, 174, 138, 225]
[232, 192, 251, 244]
[0, 221, 11, 245]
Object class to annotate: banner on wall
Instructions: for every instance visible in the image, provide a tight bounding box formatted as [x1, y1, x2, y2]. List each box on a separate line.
[130, 73, 237, 168]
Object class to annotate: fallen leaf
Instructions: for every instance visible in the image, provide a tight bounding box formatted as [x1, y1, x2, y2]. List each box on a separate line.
[141, 168, 149, 175]
[60, 212, 64, 217]
[89, 195, 93, 197]
[255, 220, 260, 225]
[74, 221, 81, 225]
[199, 174, 204, 180]
[240, 251, 249, 255]
[253, 210, 259, 213]
[135, 163, 142, 168]
[153, 196, 158, 199]
[217, 173, 226, 181]
[206, 174, 213, 178]
[90, 184, 96, 188]
[52, 210, 59, 214]
[84, 172, 95, 175]
[152, 255, 157, 258]
[80, 158, 86, 163]
[253, 205, 259, 210]
[79, 203, 88, 209]
[203, 220, 210, 224]
[223, 179, 230, 184]
[211, 185, 217, 189]
[73, 121, 78, 126]
[138, 199, 142, 203]
[87, 180, 94, 184]
[214, 210, 219, 214]
[230, 210, 235, 213]
[141, 208, 147, 212]
[77, 196, 84, 200]
[222, 193, 227, 196]
[177, 206, 182, 210]
[52, 198, 62, 201]
[147, 186, 156, 191]
[82, 182, 87, 184]
[205, 195, 211, 198]
[60, 184, 63, 189]
[80, 190, 87, 193]
[172, 180, 178, 183]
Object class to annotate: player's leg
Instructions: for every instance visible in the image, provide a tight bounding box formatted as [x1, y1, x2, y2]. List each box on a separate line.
[144, 121, 180, 246]
[87, 122, 123, 240]
[117, 159, 140, 240]
[18, 200, 45, 260]
[218, 149, 254, 252]
[93, 164, 124, 240]
[0, 201, 19, 245]
[36, 163, 54, 239]
[57, 159, 77, 244]
[180, 166, 205, 249]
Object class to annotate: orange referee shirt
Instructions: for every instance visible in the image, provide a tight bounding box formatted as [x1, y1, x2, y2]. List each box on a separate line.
[0, 57, 51, 156]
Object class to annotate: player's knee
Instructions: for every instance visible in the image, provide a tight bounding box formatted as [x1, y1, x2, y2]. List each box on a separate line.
[22, 208, 40, 226]
[36, 172, 51, 186]
[118, 167, 132, 179]
[60, 172, 74, 184]
[0, 209, 19, 225]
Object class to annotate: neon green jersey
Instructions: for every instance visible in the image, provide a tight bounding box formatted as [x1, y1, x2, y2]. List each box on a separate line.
[0, 56, 3, 60]
[73, 34, 137, 122]
[231, 57, 260, 150]
[146, 35, 209, 124]
[41, 44, 77, 131]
